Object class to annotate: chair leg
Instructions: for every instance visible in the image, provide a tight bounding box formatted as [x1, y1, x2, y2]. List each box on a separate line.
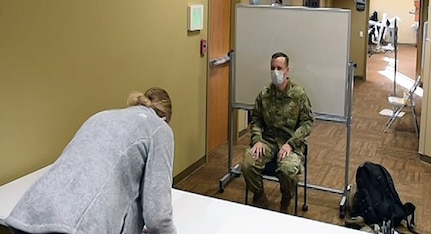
[303, 162, 308, 212]
[412, 106, 419, 137]
[245, 183, 249, 205]
[384, 106, 403, 132]
[384, 111, 397, 132]
[295, 183, 298, 215]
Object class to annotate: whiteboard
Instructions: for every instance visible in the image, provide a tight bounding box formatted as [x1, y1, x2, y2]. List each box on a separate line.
[234, 5, 351, 118]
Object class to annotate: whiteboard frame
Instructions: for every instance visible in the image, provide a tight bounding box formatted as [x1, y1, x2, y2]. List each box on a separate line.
[220, 6, 356, 214]
[233, 4, 351, 121]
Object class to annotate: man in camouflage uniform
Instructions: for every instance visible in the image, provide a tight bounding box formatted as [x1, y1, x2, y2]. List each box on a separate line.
[242, 52, 314, 213]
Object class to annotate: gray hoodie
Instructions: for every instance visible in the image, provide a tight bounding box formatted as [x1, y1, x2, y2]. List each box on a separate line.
[6, 106, 176, 234]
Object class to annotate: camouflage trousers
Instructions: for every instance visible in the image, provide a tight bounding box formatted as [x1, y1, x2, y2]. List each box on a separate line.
[241, 139, 304, 199]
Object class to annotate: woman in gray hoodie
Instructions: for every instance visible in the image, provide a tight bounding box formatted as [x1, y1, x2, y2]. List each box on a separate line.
[6, 87, 176, 234]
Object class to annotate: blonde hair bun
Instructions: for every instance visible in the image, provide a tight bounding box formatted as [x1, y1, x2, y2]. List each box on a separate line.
[126, 87, 172, 123]
[127, 92, 152, 107]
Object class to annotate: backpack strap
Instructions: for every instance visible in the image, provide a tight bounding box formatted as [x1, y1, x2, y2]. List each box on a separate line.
[379, 165, 404, 205]
[404, 202, 419, 234]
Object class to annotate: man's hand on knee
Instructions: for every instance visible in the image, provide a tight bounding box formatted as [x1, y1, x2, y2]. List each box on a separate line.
[250, 142, 265, 162]
[278, 143, 292, 161]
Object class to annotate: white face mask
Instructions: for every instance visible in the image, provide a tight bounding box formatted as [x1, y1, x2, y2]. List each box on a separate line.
[271, 69, 285, 85]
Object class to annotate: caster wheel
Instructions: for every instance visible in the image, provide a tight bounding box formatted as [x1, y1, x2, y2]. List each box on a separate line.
[302, 204, 309, 212]
[339, 211, 346, 219]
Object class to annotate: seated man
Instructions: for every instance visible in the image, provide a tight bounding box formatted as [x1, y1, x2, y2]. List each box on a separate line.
[242, 52, 314, 213]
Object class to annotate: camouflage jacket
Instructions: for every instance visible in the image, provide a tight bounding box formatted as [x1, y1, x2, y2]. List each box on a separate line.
[250, 80, 314, 155]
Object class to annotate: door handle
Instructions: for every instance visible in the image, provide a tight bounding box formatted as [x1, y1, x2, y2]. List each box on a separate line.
[209, 55, 230, 67]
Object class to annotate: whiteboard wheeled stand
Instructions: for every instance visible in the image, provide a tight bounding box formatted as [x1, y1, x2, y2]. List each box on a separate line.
[219, 50, 356, 218]
[219, 50, 242, 193]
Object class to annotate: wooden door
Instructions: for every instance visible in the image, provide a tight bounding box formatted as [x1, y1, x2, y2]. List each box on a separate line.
[208, 0, 231, 152]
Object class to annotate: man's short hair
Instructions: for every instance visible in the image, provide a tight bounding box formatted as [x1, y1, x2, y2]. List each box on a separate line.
[271, 52, 289, 67]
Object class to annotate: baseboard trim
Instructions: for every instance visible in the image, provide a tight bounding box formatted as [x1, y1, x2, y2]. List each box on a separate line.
[398, 43, 417, 46]
[419, 153, 431, 165]
[173, 155, 206, 185]
[238, 128, 249, 138]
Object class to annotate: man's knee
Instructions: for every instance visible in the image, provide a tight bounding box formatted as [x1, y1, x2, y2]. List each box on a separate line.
[277, 171, 298, 184]
[277, 162, 301, 179]
[279, 152, 302, 174]
[241, 149, 254, 173]
[242, 148, 270, 180]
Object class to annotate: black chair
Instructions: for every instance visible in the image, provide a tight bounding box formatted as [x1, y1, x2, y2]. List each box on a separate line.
[244, 145, 308, 216]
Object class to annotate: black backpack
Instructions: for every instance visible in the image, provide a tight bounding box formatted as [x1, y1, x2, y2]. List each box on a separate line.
[351, 161, 418, 233]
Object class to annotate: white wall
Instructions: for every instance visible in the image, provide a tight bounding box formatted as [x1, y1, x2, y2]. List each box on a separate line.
[370, 0, 418, 44]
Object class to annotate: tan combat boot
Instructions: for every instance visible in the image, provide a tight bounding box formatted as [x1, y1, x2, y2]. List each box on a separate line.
[252, 191, 269, 209]
[280, 192, 292, 214]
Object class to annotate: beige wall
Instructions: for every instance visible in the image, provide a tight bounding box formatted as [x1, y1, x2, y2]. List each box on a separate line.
[285, 0, 369, 78]
[419, 3, 431, 157]
[329, 0, 369, 78]
[0, 0, 208, 185]
[419, 33, 431, 156]
[237, 110, 248, 133]
[370, 0, 418, 44]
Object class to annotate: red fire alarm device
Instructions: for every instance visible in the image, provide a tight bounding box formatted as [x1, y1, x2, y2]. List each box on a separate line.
[200, 39, 207, 56]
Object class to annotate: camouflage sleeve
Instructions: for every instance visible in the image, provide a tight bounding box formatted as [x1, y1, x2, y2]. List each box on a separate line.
[286, 92, 314, 149]
[250, 93, 264, 146]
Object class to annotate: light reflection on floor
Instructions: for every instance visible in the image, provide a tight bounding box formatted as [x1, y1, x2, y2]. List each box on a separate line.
[378, 56, 423, 97]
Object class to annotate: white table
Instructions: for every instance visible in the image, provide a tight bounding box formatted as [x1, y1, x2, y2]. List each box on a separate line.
[172, 189, 363, 233]
[0, 165, 51, 226]
[0, 166, 363, 233]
